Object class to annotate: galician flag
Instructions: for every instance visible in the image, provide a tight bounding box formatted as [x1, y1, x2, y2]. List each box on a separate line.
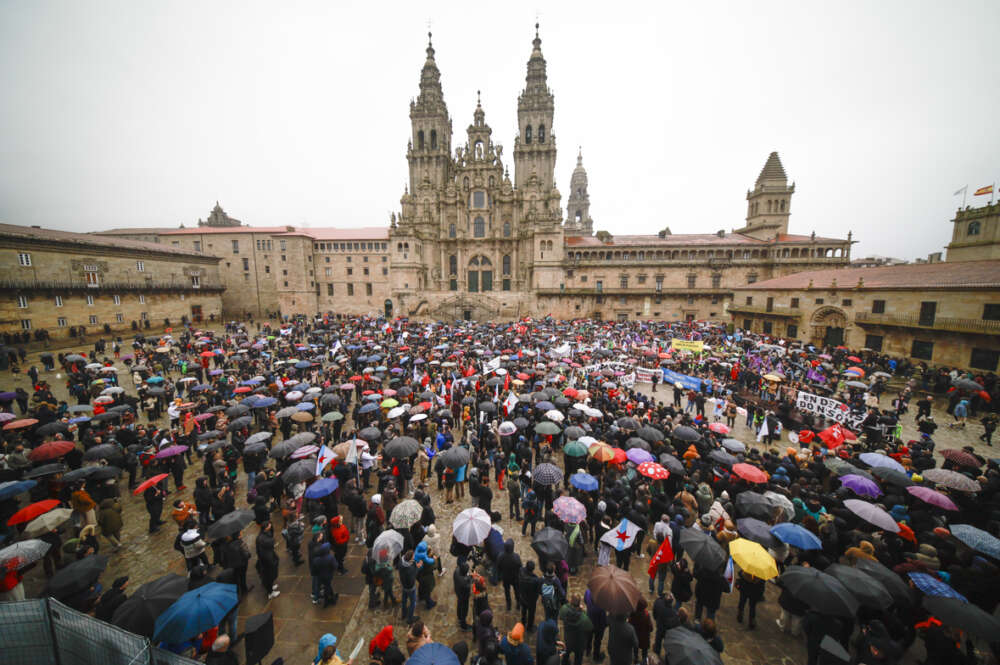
[503, 391, 518, 416]
[601, 518, 641, 551]
[316, 445, 334, 476]
[724, 556, 736, 592]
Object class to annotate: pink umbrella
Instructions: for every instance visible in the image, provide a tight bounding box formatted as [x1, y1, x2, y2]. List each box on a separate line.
[906, 485, 959, 511]
[193, 413, 214, 422]
[552, 496, 586, 523]
[708, 422, 730, 435]
[291, 445, 319, 460]
[155, 445, 188, 459]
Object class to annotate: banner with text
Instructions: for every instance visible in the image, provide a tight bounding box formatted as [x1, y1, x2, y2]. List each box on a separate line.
[662, 369, 703, 392]
[795, 391, 865, 430]
[582, 361, 637, 388]
[670, 339, 704, 354]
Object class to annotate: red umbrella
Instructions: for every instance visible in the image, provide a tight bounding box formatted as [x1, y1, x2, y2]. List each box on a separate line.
[199, 351, 214, 358]
[798, 430, 815, 444]
[132, 474, 169, 495]
[732, 463, 769, 484]
[847, 356, 862, 363]
[8, 499, 60, 525]
[233, 386, 251, 394]
[610, 448, 627, 464]
[940, 449, 981, 468]
[28, 440, 75, 462]
[637, 462, 670, 480]
[3, 418, 38, 431]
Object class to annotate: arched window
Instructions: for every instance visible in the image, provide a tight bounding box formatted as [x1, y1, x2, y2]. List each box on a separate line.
[489, 176, 494, 188]
[969, 221, 981, 236]
[473, 217, 485, 238]
[448, 223, 456, 239]
[538, 124, 545, 143]
[767, 200, 772, 213]
[468, 255, 493, 292]
[463, 177, 469, 191]
[417, 130, 425, 150]
[525, 125, 532, 144]
[575, 210, 582, 222]
[503, 254, 511, 275]
[449, 255, 457, 275]
[430, 129, 437, 150]
[503, 221, 511, 237]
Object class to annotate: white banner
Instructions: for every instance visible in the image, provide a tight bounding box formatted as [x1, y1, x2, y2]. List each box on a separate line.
[582, 361, 636, 389]
[795, 391, 865, 430]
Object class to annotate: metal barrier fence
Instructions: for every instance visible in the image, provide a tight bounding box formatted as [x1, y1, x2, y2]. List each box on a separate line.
[0, 598, 202, 665]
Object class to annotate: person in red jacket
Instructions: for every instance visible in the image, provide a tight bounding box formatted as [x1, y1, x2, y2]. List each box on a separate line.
[330, 515, 350, 575]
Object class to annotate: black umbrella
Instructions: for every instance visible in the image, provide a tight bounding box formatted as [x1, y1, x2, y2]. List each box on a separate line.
[44, 554, 109, 599]
[91, 412, 121, 423]
[735, 518, 778, 549]
[659, 454, 685, 475]
[735, 492, 776, 521]
[532, 462, 564, 486]
[531, 527, 569, 561]
[564, 426, 586, 441]
[111, 573, 188, 637]
[624, 437, 651, 451]
[852, 558, 914, 606]
[268, 440, 302, 459]
[83, 443, 121, 461]
[24, 463, 67, 479]
[952, 378, 982, 392]
[616, 417, 640, 430]
[384, 436, 420, 458]
[281, 459, 316, 485]
[226, 404, 250, 418]
[197, 429, 222, 441]
[923, 595, 1000, 639]
[36, 421, 69, 436]
[779, 565, 859, 618]
[358, 426, 382, 442]
[227, 416, 252, 431]
[708, 449, 737, 466]
[204, 510, 255, 541]
[513, 417, 530, 430]
[478, 401, 497, 414]
[440, 446, 471, 470]
[637, 426, 664, 443]
[62, 466, 100, 483]
[662, 627, 724, 665]
[90, 466, 121, 481]
[678, 528, 727, 572]
[673, 426, 701, 442]
[826, 563, 892, 609]
[870, 466, 914, 488]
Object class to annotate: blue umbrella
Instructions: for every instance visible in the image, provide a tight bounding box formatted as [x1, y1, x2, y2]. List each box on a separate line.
[252, 397, 277, 408]
[304, 477, 340, 499]
[908, 572, 967, 601]
[292, 383, 310, 392]
[153, 582, 238, 644]
[146, 376, 165, 384]
[190, 384, 211, 391]
[296, 402, 315, 411]
[950, 524, 1000, 559]
[569, 472, 598, 491]
[69, 416, 91, 424]
[359, 402, 378, 414]
[294, 361, 311, 369]
[408, 642, 459, 665]
[241, 378, 262, 386]
[535, 401, 555, 411]
[0, 479, 37, 501]
[770, 523, 822, 550]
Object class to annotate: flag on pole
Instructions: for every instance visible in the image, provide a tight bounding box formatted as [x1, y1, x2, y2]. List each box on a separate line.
[503, 391, 518, 415]
[756, 416, 769, 443]
[647, 534, 675, 579]
[954, 186, 968, 196]
[600, 518, 641, 551]
[724, 556, 736, 592]
[316, 445, 334, 476]
[975, 185, 994, 196]
[483, 357, 501, 375]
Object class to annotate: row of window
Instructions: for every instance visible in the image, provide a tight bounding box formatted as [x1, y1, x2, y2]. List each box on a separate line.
[18, 254, 148, 274]
[314, 241, 388, 252]
[324, 267, 389, 277]
[567, 248, 844, 261]
[317, 283, 374, 297]
[17, 294, 148, 308]
[18, 312, 150, 330]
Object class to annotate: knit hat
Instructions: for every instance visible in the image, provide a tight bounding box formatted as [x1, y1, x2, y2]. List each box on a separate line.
[181, 529, 200, 543]
[371, 494, 382, 505]
[508, 623, 525, 644]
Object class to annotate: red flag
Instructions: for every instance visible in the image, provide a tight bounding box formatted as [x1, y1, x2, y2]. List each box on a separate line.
[421, 373, 430, 387]
[504, 373, 510, 391]
[647, 534, 674, 579]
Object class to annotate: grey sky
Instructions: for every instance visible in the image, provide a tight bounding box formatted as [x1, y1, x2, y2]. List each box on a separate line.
[1, 0, 997, 260]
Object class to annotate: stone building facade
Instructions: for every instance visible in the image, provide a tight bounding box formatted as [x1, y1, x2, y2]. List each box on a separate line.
[946, 202, 1000, 262]
[0, 223, 223, 341]
[728, 260, 1000, 370]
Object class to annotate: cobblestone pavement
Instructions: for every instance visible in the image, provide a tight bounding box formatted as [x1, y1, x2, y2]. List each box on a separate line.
[7, 339, 992, 664]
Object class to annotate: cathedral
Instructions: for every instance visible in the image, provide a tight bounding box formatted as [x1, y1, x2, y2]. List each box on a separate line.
[387, 27, 853, 322]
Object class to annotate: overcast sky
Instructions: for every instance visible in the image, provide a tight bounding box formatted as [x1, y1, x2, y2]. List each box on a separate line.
[1, 1, 997, 260]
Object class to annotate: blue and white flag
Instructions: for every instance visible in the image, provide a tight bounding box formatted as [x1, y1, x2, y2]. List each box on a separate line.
[724, 557, 735, 592]
[600, 518, 641, 551]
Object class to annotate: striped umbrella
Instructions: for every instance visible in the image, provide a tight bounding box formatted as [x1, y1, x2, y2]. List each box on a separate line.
[532, 462, 563, 486]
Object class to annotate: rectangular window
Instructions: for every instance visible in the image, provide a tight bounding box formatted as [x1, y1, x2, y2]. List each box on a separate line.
[711, 294, 719, 304]
[747, 274, 757, 284]
[16, 295, 28, 308]
[193, 241, 201, 252]
[366, 283, 373, 296]
[790, 297, 800, 308]
[363, 268, 370, 276]
[138, 294, 146, 304]
[970, 348, 1000, 371]
[762, 321, 773, 334]
[872, 299, 886, 314]
[346, 268, 353, 276]
[620, 276, 628, 289]
[746, 297, 753, 305]
[502, 278, 511, 291]
[18, 252, 31, 266]
[232, 239, 239, 254]
[280, 240, 286, 251]
[687, 295, 694, 305]
[918, 301, 937, 326]
[841, 298, 852, 307]
[324, 267, 332, 277]
[363, 256, 369, 263]
[57, 317, 67, 327]
[86, 295, 95, 306]
[88, 315, 98, 325]
[482, 271, 493, 291]
[116, 313, 124, 323]
[136, 261, 144, 272]
[468, 272, 479, 293]
[382, 267, 388, 276]
[242, 258, 249, 271]
[327, 284, 334, 296]
[711, 274, 721, 288]
[596, 280, 603, 292]
[655, 277, 663, 292]
[281, 255, 286, 262]
[450, 279, 458, 291]
[687, 275, 696, 288]
[265, 265, 270, 273]
[865, 334, 884, 352]
[55, 295, 63, 307]
[20, 319, 31, 330]
[787, 324, 798, 337]
[347, 283, 354, 296]
[473, 191, 485, 207]
[191, 276, 200, 288]
[112, 295, 121, 305]
[983, 304, 1000, 320]
[140, 311, 148, 320]
[85, 271, 100, 287]
[596, 294, 604, 304]
[743, 319, 752, 330]
[766, 297, 774, 312]
[815, 298, 824, 304]
[911, 340, 934, 360]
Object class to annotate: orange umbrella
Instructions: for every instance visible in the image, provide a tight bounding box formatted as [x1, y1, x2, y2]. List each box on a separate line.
[3, 418, 38, 431]
[732, 463, 769, 484]
[588, 442, 615, 462]
[8, 499, 60, 525]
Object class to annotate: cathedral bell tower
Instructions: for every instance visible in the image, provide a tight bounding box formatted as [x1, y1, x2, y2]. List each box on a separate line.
[513, 24, 557, 192]
[407, 32, 452, 192]
[565, 148, 593, 236]
[737, 151, 794, 240]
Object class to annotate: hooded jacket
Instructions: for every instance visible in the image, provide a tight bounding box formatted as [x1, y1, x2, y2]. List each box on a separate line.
[535, 617, 559, 663]
[414, 541, 435, 567]
[559, 602, 593, 653]
[497, 539, 522, 584]
[475, 609, 496, 657]
[607, 614, 639, 665]
[311, 543, 336, 581]
[397, 552, 417, 590]
[97, 498, 123, 534]
[314, 633, 336, 664]
[584, 588, 608, 631]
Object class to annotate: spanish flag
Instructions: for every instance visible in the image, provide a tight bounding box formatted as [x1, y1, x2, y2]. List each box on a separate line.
[974, 185, 994, 196]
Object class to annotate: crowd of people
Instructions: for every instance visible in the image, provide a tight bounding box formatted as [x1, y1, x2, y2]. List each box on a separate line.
[1, 315, 999, 665]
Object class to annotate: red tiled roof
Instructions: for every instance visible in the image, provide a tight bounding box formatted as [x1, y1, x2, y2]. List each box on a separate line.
[565, 233, 766, 247]
[161, 226, 291, 235]
[92, 227, 176, 235]
[0, 223, 213, 259]
[277, 227, 389, 240]
[735, 260, 1000, 290]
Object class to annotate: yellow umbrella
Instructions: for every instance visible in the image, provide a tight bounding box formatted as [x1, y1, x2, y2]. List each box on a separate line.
[762, 374, 783, 382]
[729, 538, 778, 580]
[588, 442, 615, 463]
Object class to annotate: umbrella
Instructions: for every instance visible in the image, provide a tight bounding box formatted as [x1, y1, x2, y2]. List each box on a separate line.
[678, 528, 727, 572]
[0, 539, 51, 568]
[111, 573, 188, 637]
[779, 565, 859, 617]
[535, 421, 561, 436]
[770, 523, 822, 550]
[8, 499, 60, 526]
[731, 463, 768, 484]
[269, 440, 302, 459]
[3, 418, 38, 431]
[440, 446, 471, 470]
[453, 507, 492, 546]
[826, 563, 892, 609]
[23, 463, 66, 479]
[531, 527, 569, 561]
[155, 445, 188, 459]
[729, 538, 778, 580]
[588, 565, 640, 614]
[952, 378, 982, 392]
[859, 452, 905, 473]
[736, 518, 778, 548]
[569, 472, 599, 491]
[564, 440, 589, 457]
[589, 443, 616, 463]
[384, 436, 420, 458]
[624, 437, 651, 451]
[922, 469, 981, 492]
[616, 417, 640, 430]
[923, 596, 1000, 639]
[949, 524, 1000, 559]
[499, 421, 518, 436]
[735, 492, 775, 521]
[552, 496, 586, 523]
[870, 466, 913, 488]
[906, 485, 959, 511]
[291, 411, 312, 423]
[35, 421, 70, 438]
[940, 449, 981, 468]
[660, 454, 685, 475]
[275, 406, 298, 419]
[637, 426, 665, 443]
[23, 508, 72, 537]
[0, 479, 37, 501]
[721, 438, 746, 453]
[204, 510, 254, 541]
[372, 529, 405, 560]
[322, 410, 344, 422]
[626, 448, 654, 465]
[852, 557, 914, 606]
[532, 462, 563, 486]
[389, 499, 423, 528]
[44, 554, 109, 599]
[407, 642, 461, 665]
[662, 627, 724, 665]
[840, 474, 882, 498]
[844, 499, 900, 532]
[153, 583, 239, 644]
[133, 473, 169, 495]
[246, 431, 272, 444]
[672, 425, 701, 442]
[708, 449, 737, 466]
[637, 462, 670, 480]
[282, 459, 316, 485]
[358, 426, 382, 441]
[304, 477, 340, 499]
[227, 416, 252, 431]
[62, 466, 100, 483]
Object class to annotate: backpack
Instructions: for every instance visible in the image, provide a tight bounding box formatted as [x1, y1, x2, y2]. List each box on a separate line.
[540, 580, 558, 611]
[522, 493, 538, 513]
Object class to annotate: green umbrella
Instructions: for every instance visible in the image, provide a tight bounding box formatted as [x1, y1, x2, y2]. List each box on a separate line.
[563, 440, 588, 457]
[321, 411, 344, 422]
[380, 398, 399, 408]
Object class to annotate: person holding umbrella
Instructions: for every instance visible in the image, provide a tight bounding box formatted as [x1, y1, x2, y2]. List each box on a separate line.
[735, 570, 766, 629]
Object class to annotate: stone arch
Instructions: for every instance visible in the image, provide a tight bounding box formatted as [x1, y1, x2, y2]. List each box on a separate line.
[810, 306, 849, 347]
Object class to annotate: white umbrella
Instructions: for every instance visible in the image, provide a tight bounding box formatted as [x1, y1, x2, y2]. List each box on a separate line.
[371, 529, 404, 561]
[85, 363, 102, 370]
[453, 507, 492, 546]
[585, 407, 603, 418]
[544, 410, 565, 422]
[387, 406, 407, 419]
[100, 386, 125, 395]
[579, 435, 598, 446]
[498, 421, 517, 436]
[178, 377, 197, 383]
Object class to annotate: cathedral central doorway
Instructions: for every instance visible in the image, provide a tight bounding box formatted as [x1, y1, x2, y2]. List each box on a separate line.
[384, 299, 393, 319]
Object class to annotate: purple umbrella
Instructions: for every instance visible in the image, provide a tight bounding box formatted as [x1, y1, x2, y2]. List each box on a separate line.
[626, 448, 654, 465]
[193, 413, 214, 422]
[840, 474, 882, 498]
[859, 452, 904, 473]
[906, 485, 959, 511]
[155, 445, 188, 459]
[844, 499, 899, 532]
[0, 413, 16, 422]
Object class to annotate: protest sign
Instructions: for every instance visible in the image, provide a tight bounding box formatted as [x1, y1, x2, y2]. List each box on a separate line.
[795, 391, 865, 430]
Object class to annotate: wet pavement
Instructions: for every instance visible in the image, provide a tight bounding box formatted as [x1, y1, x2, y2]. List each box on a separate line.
[6, 337, 992, 664]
